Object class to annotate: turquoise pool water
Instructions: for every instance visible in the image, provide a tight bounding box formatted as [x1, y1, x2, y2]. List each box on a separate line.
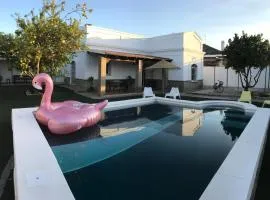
[42, 104, 252, 200]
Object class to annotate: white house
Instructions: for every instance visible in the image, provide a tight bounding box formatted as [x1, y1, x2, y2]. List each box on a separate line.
[0, 25, 204, 95]
[65, 25, 205, 95]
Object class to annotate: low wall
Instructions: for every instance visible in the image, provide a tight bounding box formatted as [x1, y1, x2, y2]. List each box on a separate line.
[204, 66, 270, 89]
[168, 80, 203, 92]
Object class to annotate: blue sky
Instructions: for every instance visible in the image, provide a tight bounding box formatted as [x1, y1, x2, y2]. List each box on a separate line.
[0, 0, 270, 49]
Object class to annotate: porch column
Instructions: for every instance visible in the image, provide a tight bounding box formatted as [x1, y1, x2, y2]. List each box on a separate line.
[136, 59, 143, 91]
[98, 57, 109, 96]
[162, 69, 168, 93]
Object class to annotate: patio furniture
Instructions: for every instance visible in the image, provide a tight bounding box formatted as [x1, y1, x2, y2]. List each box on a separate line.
[262, 100, 270, 107]
[13, 75, 32, 84]
[145, 60, 178, 93]
[143, 87, 155, 98]
[238, 91, 252, 103]
[165, 87, 181, 99]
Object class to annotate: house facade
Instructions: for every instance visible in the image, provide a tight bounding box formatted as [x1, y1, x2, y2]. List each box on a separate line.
[65, 25, 205, 95]
[0, 25, 205, 94]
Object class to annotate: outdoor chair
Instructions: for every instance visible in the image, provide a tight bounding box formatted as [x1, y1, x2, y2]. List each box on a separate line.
[165, 87, 181, 99]
[262, 100, 270, 107]
[143, 87, 155, 98]
[238, 91, 252, 103]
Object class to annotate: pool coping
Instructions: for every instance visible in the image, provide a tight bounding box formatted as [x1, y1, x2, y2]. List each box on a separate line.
[12, 97, 267, 200]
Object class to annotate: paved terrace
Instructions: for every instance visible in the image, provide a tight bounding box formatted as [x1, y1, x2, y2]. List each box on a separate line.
[61, 85, 270, 106]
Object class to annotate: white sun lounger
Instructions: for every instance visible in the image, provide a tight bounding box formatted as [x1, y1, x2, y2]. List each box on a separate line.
[143, 87, 155, 98]
[165, 87, 181, 99]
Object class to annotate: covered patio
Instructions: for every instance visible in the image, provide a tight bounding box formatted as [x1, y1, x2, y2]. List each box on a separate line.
[88, 50, 172, 96]
[144, 59, 179, 93]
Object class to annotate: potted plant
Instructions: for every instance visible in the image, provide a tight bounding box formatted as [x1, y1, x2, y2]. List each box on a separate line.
[87, 76, 95, 92]
[126, 76, 134, 92]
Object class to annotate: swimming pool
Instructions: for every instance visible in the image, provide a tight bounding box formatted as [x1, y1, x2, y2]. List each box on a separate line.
[41, 104, 252, 200]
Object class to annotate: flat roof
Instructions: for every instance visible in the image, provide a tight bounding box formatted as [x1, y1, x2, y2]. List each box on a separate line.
[87, 49, 172, 61]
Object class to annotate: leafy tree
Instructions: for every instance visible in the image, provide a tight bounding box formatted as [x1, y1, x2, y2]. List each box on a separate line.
[0, 0, 92, 77]
[223, 32, 270, 90]
[0, 33, 17, 67]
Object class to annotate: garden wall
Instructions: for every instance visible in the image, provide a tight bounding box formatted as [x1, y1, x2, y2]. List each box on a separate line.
[204, 66, 270, 89]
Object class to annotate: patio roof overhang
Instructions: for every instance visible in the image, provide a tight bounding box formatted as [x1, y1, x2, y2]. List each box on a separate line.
[145, 59, 178, 70]
[87, 49, 172, 62]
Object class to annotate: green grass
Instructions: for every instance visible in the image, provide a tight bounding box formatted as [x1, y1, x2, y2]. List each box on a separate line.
[0, 85, 97, 173]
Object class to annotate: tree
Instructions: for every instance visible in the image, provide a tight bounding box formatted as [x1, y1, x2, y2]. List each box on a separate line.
[223, 32, 270, 90]
[1, 0, 92, 77]
[0, 33, 17, 66]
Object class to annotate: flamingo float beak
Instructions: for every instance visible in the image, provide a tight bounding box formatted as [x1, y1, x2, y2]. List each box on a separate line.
[33, 83, 42, 90]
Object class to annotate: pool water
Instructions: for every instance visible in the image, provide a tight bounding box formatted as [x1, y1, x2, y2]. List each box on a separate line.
[42, 104, 252, 200]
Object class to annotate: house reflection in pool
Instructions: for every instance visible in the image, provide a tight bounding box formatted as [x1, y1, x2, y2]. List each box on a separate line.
[180, 109, 203, 136]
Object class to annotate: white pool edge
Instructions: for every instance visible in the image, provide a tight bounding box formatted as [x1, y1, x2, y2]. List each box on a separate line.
[12, 97, 267, 200]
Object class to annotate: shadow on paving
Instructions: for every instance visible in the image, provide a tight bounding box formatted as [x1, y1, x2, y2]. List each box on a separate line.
[0, 171, 14, 200]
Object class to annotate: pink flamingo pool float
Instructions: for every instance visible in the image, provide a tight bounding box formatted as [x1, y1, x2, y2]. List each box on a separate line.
[32, 73, 108, 134]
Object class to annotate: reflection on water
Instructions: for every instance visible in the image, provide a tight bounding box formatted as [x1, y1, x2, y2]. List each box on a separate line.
[220, 109, 250, 141]
[100, 125, 145, 138]
[40, 124, 102, 146]
[41, 105, 251, 147]
[180, 109, 203, 136]
[101, 107, 204, 138]
[62, 105, 252, 200]
[42, 104, 253, 200]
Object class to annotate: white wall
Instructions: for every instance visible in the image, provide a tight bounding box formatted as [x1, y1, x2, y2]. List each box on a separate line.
[0, 60, 12, 82]
[182, 32, 204, 81]
[183, 32, 202, 51]
[70, 52, 99, 80]
[146, 33, 183, 52]
[69, 52, 137, 81]
[107, 61, 136, 80]
[86, 25, 144, 39]
[83, 27, 204, 83]
[87, 38, 147, 54]
[0, 60, 20, 82]
[145, 34, 184, 81]
[204, 66, 270, 89]
[204, 66, 215, 86]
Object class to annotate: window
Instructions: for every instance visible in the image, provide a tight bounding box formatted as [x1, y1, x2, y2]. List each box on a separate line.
[106, 62, 112, 76]
[191, 64, 197, 81]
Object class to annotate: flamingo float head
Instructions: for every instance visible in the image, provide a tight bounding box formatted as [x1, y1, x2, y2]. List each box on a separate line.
[32, 73, 53, 90]
[32, 73, 54, 108]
